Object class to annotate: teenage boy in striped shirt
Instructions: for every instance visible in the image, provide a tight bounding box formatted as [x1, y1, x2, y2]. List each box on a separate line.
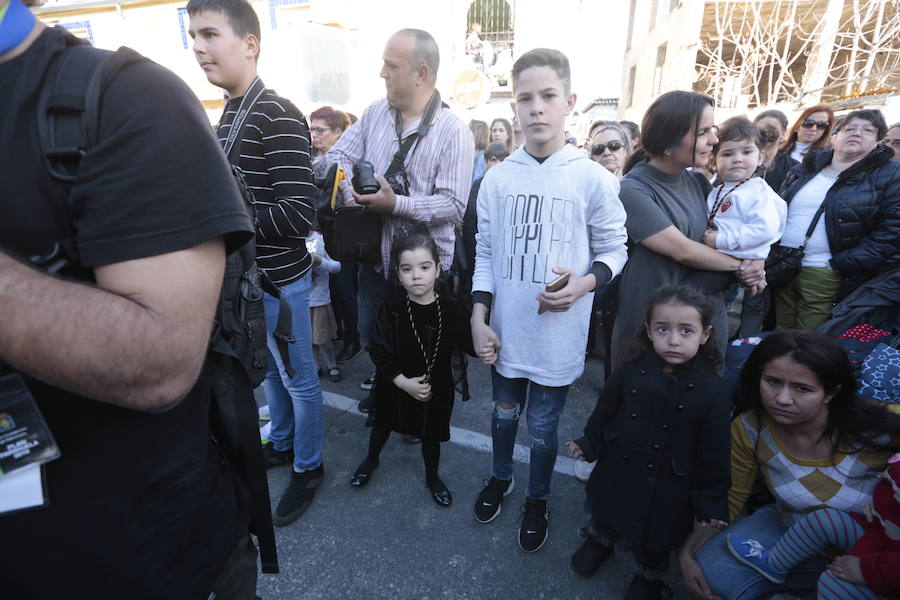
[188, 0, 325, 529]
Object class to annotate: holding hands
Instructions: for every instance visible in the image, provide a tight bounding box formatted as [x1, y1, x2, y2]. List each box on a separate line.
[736, 258, 767, 296]
[393, 374, 432, 402]
[472, 322, 500, 365]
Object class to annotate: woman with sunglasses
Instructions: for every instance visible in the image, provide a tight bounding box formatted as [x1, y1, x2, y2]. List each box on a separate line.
[589, 123, 631, 179]
[772, 109, 899, 331]
[782, 105, 834, 164]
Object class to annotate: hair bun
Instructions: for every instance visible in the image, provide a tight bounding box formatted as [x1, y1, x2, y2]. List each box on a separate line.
[392, 222, 430, 245]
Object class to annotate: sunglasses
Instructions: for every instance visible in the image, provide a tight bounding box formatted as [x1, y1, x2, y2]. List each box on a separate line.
[801, 119, 830, 130]
[591, 140, 625, 155]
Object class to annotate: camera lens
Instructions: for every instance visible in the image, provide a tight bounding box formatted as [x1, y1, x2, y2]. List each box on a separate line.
[352, 161, 380, 195]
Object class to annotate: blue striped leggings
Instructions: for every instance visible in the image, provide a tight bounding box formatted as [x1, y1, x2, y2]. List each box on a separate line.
[767, 508, 887, 600]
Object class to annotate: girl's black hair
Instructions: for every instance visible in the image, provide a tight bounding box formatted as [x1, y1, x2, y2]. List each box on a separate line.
[389, 223, 440, 271]
[623, 90, 714, 174]
[738, 331, 900, 455]
[620, 284, 721, 368]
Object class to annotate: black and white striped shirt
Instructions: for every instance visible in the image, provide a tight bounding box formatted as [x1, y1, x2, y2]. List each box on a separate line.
[217, 88, 316, 286]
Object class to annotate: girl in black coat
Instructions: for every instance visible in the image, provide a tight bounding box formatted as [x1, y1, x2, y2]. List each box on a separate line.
[350, 225, 473, 507]
[567, 285, 732, 600]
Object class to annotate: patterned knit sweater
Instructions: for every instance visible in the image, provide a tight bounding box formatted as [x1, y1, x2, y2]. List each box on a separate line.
[729, 411, 890, 525]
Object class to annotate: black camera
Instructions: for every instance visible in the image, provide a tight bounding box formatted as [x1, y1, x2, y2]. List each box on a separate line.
[351, 161, 380, 195]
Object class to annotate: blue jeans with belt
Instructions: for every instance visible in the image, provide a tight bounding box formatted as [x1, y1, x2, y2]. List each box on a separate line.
[695, 505, 827, 599]
[262, 273, 324, 472]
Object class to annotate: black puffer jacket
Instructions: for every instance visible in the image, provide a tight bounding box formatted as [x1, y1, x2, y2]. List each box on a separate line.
[779, 144, 900, 300]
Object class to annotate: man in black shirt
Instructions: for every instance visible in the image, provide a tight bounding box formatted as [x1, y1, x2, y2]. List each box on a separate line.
[0, 1, 255, 597]
[188, 0, 325, 528]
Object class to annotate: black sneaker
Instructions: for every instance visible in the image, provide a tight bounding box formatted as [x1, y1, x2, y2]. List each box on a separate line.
[358, 391, 375, 414]
[273, 464, 325, 527]
[336, 339, 362, 364]
[473, 476, 514, 523]
[360, 372, 376, 391]
[261, 441, 292, 469]
[518, 497, 550, 552]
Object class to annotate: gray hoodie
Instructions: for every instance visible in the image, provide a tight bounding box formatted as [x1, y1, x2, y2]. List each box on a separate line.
[472, 143, 628, 386]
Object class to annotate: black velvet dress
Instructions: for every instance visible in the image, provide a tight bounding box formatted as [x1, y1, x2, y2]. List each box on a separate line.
[369, 294, 474, 442]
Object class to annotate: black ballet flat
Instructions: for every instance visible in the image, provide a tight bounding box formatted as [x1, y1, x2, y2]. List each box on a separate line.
[427, 479, 452, 507]
[351, 460, 378, 488]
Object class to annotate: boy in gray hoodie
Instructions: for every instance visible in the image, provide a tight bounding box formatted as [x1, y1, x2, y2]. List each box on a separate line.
[470, 48, 628, 552]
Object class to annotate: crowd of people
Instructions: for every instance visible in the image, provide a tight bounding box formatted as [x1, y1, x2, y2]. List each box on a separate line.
[2, 0, 899, 597]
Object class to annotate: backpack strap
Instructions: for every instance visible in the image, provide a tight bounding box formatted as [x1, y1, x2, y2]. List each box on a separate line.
[34, 35, 148, 270]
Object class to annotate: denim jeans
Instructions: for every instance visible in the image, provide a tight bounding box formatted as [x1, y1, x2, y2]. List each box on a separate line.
[695, 505, 827, 600]
[490, 368, 569, 500]
[329, 260, 359, 343]
[357, 263, 391, 348]
[263, 273, 324, 472]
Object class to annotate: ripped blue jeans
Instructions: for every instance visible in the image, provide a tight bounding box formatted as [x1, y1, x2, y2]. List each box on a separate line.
[490, 367, 569, 500]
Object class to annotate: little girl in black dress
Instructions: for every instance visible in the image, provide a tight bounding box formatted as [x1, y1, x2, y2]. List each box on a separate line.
[350, 225, 473, 506]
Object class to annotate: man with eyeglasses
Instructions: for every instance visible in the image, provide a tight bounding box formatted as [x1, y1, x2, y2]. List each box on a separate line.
[883, 122, 900, 162]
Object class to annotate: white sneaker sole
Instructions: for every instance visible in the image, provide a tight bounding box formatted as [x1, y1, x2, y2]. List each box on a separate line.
[474, 477, 515, 524]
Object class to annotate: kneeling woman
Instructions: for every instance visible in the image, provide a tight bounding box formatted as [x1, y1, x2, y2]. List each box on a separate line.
[350, 225, 474, 506]
[679, 332, 900, 599]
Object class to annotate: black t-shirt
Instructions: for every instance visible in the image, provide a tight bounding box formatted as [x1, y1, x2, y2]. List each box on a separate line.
[0, 27, 254, 598]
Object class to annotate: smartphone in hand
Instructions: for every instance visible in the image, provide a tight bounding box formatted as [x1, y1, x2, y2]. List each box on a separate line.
[538, 272, 571, 314]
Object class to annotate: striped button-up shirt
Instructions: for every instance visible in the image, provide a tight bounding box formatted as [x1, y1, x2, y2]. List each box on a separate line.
[326, 97, 474, 275]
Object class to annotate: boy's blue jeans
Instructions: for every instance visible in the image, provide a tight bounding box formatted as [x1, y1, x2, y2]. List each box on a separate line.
[695, 505, 827, 600]
[490, 368, 569, 500]
[262, 273, 324, 473]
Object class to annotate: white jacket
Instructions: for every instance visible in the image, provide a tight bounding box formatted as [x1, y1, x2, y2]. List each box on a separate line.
[708, 177, 787, 260]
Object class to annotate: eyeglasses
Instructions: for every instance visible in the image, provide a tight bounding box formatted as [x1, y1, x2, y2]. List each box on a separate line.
[591, 140, 625, 155]
[696, 125, 719, 138]
[801, 119, 830, 130]
[883, 138, 900, 148]
[310, 127, 334, 135]
[839, 125, 878, 136]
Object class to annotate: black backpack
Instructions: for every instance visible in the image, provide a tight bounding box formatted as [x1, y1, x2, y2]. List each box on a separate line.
[35, 30, 280, 574]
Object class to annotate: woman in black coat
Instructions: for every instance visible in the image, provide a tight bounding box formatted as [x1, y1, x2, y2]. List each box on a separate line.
[774, 109, 900, 331]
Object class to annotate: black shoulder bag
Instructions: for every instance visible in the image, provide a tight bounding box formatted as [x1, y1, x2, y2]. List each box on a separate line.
[765, 202, 826, 288]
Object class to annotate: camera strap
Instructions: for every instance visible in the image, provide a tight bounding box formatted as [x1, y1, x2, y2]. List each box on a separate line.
[222, 76, 267, 161]
[385, 89, 442, 181]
